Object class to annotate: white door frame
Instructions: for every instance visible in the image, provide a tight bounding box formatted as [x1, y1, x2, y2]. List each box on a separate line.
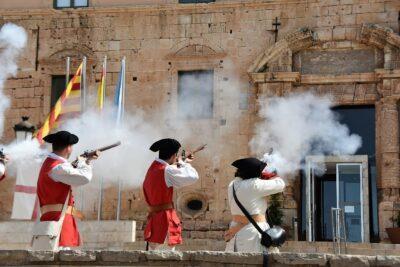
[305, 155, 369, 243]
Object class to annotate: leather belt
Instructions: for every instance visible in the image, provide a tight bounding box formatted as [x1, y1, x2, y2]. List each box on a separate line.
[40, 204, 84, 219]
[225, 214, 266, 242]
[147, 203, 174, 217]
[232, 214, 266, 224]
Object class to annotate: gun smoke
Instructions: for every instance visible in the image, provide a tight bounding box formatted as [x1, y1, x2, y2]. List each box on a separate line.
[250, 93, 362, 176]
[0, 23, 27, 137]
[61, 104, 162, 188]
[0, 23, 45, 176]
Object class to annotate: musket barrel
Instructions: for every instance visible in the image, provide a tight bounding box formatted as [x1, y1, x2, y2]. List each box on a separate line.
[98, 141, 121, 152]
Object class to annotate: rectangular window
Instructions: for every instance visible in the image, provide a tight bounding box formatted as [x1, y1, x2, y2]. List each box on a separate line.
[178, 70, 214, 119]
[54, 0, 88, 8]
[51, 75, 67, 108]
[179, 0, 215, 3]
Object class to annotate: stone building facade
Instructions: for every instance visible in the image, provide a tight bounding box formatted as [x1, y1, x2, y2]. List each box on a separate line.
[0, 0, 399, 244]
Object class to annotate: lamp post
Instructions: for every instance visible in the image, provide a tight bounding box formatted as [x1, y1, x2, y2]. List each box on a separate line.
[13, 116, 35, 142]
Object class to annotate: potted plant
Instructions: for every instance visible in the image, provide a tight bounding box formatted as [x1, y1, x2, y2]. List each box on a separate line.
[268, 193, 284, 226]
[386, 210, 400, 244]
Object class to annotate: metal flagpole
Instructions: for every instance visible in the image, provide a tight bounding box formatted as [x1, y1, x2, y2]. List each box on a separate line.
[121, 56, 126, 121]
[79, 56, 87, 212]
[97, 176, 103, 221]
[103, 55, 107, 101]
[66, 57, 70, 88]
[116, 177, 122, 221]
[81, 56, 87, 112]
[97, 56, 107, 221]
[116, 57, 125, 221]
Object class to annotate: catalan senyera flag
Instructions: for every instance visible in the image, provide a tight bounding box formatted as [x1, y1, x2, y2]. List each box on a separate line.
[35, 63, 83, 144]
[97, 60, 106, 110]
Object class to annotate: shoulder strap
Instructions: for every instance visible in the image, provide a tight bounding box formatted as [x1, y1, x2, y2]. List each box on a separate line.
[232, 184, 265, 235]
[58, 190, 71, 223]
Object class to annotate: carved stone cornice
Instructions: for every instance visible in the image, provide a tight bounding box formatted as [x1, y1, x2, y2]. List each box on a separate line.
[165, 44, 226, 61]
[360, 23, 400, 49]
[379, 95, 400, 106]
[249, 72, 300, 83]
[301, 73, 378, 84]
[248, 28, 316, 73]
[375, 69, 400, 79]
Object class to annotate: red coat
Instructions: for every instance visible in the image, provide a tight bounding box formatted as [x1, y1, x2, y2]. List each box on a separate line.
[37, 157, 80, 247]
[143, 160, 182, 245]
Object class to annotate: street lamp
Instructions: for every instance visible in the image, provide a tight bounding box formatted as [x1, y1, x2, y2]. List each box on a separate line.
[13, 116, 36, 142]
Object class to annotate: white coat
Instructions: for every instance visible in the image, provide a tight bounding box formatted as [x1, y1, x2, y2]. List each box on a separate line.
[225, 177, 285, 253]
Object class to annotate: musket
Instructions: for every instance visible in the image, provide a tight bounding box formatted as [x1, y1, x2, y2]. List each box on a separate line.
[0, 149, 10, 163]
[0, 149, 5, 161]
[72, 141, 121, 167]
[181, 144, 207, 161]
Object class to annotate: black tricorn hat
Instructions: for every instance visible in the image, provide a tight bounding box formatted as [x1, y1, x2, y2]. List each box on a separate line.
[43, 130, 79, 145]
[150, 138, 181, 154]
[232, 157, 267, 179]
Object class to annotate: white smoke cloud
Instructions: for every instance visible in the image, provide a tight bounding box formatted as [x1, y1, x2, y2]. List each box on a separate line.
[250, 93, 362, 176]
[60, 104, 162, 188]
[5, 139, 45, 178]
[0, 23, 27, 137]
[0, 23, 44, 176]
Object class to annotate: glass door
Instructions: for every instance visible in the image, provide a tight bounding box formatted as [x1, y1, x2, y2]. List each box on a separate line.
[336, 164, 363, 242]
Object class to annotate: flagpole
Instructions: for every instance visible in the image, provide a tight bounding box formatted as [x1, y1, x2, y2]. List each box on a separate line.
[79, 56, 87, 213]
[66, 57, 70, 88]
[81, 56, 87, 112]
[122, 56, 126, 121]
[103, 55, 107, 101]
[97, 176, 103, 221]
[115, 56, 125, 221]
[97, 56, 107, 221]
[117, 177, 122, 221]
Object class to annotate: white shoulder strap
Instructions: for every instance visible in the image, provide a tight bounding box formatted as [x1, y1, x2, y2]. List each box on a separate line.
[59, 191, 71, 223]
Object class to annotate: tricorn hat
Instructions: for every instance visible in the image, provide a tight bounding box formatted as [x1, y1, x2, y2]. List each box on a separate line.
[43, 130, 79, 145]
[232, 157, 267, 179]
[150, 138, 181, 155]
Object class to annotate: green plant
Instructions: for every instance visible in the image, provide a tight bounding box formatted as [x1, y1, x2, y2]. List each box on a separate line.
[268, 193, 284, 226]
[391, 211, 400, 228]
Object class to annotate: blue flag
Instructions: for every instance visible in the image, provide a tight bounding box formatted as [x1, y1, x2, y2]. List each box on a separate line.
[114, 58, 125, 125]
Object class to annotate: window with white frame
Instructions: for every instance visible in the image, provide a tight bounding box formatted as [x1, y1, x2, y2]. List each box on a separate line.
[54, 0, 88, 9]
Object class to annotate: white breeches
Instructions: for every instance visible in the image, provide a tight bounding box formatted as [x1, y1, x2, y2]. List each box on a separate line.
[225, 222, 269, 253]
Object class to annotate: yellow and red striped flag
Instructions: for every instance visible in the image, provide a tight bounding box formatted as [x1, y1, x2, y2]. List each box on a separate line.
[97, 58, 106, 110]
[35, 63, 83, 144]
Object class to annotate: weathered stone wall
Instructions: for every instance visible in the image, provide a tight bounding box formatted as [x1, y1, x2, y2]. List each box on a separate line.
[1, 250, 400, 266]
[0, 0, 399, 242]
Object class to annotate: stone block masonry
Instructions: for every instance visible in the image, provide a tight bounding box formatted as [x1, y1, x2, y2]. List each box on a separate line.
[0, 0, 399, 243]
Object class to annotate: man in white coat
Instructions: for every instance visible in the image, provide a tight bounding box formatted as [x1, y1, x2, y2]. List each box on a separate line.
[225, 157, 285, 253]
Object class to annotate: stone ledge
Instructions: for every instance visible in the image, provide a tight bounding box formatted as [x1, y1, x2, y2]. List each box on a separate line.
[58, 250, 97, 262]
[0, 250, 399, 266]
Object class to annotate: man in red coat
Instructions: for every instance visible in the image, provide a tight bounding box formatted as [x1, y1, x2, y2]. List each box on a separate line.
[143, 138, 199, 250]
[36, 131, 99, 249]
